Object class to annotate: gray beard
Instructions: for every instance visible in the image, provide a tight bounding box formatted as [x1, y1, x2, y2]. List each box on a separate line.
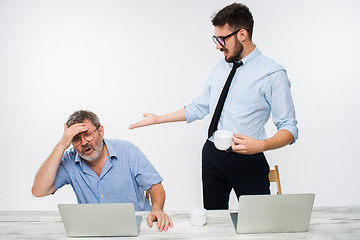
[79, 140, 104, 161]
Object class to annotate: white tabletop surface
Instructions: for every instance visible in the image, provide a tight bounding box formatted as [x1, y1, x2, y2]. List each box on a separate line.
[1, 206, 359, 239]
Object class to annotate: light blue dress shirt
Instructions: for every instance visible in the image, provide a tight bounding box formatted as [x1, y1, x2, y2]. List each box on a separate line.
[53, 139, 163, 211]
[186, 47, 298, 142]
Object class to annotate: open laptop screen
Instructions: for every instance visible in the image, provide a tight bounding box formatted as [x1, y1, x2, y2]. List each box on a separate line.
[230, 193, 315, 234]
[58, 203, 142, 237]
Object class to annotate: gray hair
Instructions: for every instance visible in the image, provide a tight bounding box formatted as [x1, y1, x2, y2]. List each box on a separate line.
[66, 110, 101, 128]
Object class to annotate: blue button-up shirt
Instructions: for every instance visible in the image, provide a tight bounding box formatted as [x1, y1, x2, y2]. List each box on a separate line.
[53, 139, 163, 211]
[186, 47, 298, 142]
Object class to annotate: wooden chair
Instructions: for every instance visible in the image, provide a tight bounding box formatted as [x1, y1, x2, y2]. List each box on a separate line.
[268, 165, 282, 194]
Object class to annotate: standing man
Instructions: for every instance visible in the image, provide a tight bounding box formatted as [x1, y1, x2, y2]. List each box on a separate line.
[32, 110, 173, 232]
[129, 3, 298, 210]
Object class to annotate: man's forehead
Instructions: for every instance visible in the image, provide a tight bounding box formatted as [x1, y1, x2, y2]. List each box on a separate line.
[82, 119, 96, 127]
[71, 119, 94, 127]
[214, 24, 233, 36]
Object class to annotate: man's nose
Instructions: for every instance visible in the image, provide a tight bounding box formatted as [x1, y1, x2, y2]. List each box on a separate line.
[80, 135, 89, 145]
[215, 41, 223, 50]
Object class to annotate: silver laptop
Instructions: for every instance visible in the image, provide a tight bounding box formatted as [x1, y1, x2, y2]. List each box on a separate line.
[58, 203, 142, 237]
[230, 193, 315, 234]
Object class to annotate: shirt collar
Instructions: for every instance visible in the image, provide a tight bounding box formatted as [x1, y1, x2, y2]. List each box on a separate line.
[226, 45, 260, 68]
[103, 139, 117, 160]
[240, 45, 260, 66]
[74, 150, 82, 165]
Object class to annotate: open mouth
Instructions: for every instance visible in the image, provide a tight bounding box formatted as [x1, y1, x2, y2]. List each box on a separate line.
[84, 147, 92, 154]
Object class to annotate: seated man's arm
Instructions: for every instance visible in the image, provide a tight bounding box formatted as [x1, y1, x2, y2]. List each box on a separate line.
[146, 182, 173, 232]
[32, 123, 88, 197]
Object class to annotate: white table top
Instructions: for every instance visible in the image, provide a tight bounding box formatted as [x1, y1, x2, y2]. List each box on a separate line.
[1, 206, 359, 239]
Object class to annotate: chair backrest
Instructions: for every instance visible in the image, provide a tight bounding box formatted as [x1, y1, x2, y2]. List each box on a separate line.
[268, 165, 282, 194]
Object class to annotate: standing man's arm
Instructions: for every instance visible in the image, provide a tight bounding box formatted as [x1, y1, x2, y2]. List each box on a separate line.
[232, 70, 298, 155]
[146, 183, 173, 232]
[129, 108, 186, 130]
[231, 129, 294, 155]
[32, 123, 88, 197]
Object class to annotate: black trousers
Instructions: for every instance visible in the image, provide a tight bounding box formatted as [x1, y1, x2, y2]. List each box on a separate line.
[202, 140, 270, 210]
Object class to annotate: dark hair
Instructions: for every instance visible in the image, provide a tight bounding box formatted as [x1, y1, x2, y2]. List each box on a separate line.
[211, 3, 254, 40]
[66, 110, 101, 128]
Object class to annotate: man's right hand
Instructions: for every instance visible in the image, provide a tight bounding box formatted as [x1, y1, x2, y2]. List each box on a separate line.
[129, 113, 159, 130]
[59, 123, 88, 149]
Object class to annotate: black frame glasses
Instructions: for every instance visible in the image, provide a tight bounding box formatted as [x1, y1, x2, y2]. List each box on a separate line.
[72, 126, 100, 145]
[212, 29, 247, 47]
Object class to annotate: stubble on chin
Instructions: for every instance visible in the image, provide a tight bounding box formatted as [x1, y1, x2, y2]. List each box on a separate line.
[221, 48, 232, 63]
[223, 38, 243, 63]
[79, 140, 103, 161]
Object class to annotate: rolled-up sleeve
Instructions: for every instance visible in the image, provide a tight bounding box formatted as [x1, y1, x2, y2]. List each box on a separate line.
[186, 78, 212, 123]
[266, 70, 298, 143]
[128, 144, 163, 191]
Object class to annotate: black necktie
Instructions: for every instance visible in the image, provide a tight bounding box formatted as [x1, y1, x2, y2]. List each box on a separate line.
[208, 61, 243, 138]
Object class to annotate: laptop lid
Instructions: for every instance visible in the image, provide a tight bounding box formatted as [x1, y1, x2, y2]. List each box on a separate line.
[58, 203, 142, 237]
[230, 193, 315, 234]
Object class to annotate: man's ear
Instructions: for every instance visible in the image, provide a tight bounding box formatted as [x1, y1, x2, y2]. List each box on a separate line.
[99, 125, 105, 138]
[237, 29, 248, 42]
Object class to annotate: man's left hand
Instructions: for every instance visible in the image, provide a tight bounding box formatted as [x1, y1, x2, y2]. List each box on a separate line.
[147, 209, 173, 232]
[231, 134, 264, 155]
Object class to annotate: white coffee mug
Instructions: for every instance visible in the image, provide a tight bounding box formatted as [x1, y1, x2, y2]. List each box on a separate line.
[190, 208, 207, 227]
[214, 130, 233, 151]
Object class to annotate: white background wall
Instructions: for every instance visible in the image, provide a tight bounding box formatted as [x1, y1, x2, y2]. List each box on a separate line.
[1, 0, 359, 211]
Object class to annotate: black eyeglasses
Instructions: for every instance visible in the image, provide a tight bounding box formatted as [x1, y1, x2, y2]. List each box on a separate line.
[72, 126, 100, 145]
[212, 29, 248, 47]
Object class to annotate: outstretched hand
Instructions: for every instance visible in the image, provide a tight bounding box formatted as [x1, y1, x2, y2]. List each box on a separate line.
[129, 113, 158, 130]
[147, 209, 173, 232]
